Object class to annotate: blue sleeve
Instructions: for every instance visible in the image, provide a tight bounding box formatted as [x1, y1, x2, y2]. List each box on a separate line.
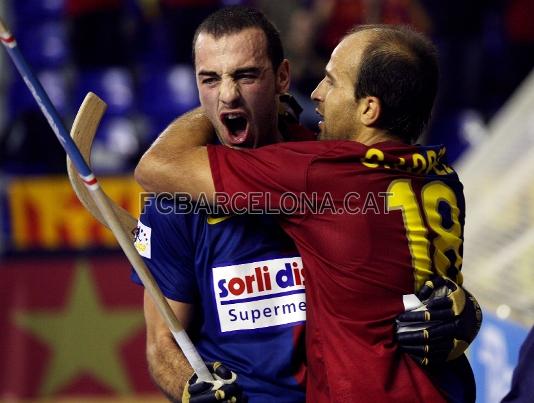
[131, 197, 198, 303]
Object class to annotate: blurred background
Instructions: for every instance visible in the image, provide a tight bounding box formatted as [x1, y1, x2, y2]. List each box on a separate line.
[0, 0, 533, 402]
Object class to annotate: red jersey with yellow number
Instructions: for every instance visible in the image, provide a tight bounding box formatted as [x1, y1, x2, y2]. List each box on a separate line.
[207, 140, 464, 403]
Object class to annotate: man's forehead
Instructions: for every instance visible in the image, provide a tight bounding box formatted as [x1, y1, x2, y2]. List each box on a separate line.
[329, 31, 373, 74]
[340, 30, 374, 54]
[194, 28, 269, 64]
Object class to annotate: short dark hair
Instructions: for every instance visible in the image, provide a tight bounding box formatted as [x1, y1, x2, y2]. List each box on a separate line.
[192, 6, 284, 71]
[350, 25, 439, 143]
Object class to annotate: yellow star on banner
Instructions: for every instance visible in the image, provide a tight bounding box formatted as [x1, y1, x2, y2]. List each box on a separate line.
[15, 260, 144, 395]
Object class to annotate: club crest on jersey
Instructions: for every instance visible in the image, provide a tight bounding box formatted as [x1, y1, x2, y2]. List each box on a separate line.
[134, 221, 151, 258]
[212, 257, 306, 332]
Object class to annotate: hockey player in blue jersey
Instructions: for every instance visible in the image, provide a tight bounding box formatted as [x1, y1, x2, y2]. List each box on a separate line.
[132, 8, 308, 402]
[132, 6, 482, 403]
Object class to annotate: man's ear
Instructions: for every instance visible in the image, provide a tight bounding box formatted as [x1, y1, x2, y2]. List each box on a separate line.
[276, 59, 290, 93]
[360, 96, 381, 126]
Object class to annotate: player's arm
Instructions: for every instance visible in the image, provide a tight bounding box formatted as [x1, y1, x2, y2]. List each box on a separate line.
[135, 95, 306, 197]
[145, 295, 244, 403]
[143, 290, 195, 401]
[135, 108, 215, 198]
[139, 205, 244, 402]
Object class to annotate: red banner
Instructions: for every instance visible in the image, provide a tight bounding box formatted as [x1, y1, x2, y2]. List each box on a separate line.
[7, 176, 143, 251]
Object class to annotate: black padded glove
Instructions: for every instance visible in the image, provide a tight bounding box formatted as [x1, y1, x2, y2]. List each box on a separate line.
[278, 92, 303, 133]
[182, 362, 246, 403]
[396, 276, 483, 366]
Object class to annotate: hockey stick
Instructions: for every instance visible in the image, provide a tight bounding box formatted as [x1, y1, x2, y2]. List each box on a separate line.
[0, 18, 212, 382]
[67, 92, 138, 235]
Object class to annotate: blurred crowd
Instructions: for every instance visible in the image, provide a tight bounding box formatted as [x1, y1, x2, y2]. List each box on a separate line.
[0, 0, 533, 174]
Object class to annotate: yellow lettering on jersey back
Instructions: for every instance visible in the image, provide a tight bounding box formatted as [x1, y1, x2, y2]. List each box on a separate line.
[426, 150, 437, 174]
[392, 157, 406, 170]
[361, 148, 385, 168]
[412, 153, 427, 174]
[361, 147, 454, 176]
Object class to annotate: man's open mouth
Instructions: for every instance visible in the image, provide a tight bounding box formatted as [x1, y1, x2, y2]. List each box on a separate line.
[221, 113, 250, 145]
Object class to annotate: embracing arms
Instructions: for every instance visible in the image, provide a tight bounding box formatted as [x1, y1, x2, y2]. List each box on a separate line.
[135, 108, 215, 198]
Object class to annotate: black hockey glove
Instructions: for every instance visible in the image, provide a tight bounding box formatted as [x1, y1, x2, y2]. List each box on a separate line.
[396, 276, 483, 366]
[278, 92, 303, 133]
[182, 362, 246, 403]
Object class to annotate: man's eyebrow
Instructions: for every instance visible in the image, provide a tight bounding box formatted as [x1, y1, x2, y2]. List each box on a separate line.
[197, 67, 263, 78]
[233, 67, 262, 75]
[197, 70, 219, 77]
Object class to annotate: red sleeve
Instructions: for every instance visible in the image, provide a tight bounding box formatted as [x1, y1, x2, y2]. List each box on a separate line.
[207, 142, 317, 213]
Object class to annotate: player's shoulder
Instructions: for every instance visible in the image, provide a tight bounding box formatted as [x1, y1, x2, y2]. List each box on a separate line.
[264, 139, 354, 155]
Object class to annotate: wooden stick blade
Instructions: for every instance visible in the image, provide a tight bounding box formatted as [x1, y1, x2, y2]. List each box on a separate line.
[67, 92, 138, 237]
[0, 18, 10, 37]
